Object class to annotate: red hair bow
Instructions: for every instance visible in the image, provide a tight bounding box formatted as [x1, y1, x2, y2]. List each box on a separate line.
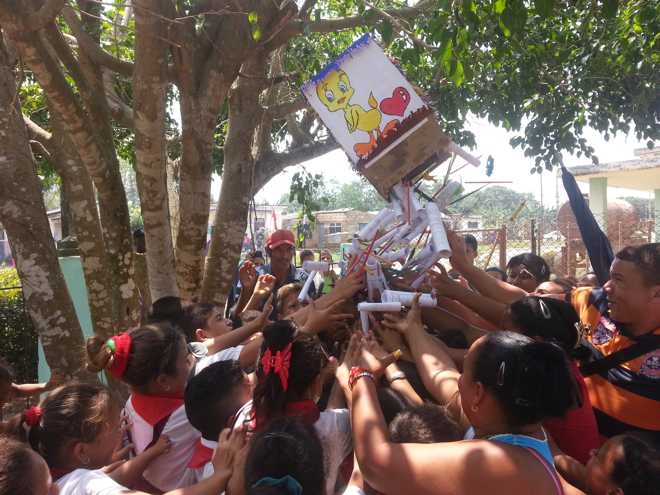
[107, 332, 132, 379]
[24, 406, 42, 427]
[261, 343, 293, 391]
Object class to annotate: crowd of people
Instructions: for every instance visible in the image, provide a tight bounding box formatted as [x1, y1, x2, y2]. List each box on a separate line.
[1, 227, 659, 495]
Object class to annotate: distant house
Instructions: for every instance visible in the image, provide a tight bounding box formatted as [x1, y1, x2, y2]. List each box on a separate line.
[281, 208, 378, 249]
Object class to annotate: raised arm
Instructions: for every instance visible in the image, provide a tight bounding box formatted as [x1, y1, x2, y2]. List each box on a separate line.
[447, 230, 528, 304]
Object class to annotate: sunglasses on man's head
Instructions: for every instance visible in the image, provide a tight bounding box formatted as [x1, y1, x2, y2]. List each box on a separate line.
[507, 266, 535, 282]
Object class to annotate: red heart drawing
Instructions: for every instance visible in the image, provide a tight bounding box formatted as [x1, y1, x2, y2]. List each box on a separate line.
[379, 87, 411, 117]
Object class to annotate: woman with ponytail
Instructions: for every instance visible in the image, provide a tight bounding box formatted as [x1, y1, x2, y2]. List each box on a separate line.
[85, 321, 198, 491]
[233, 320, 352, 495]
[7, 384, 244, 495]
[370, 296, 585, 495]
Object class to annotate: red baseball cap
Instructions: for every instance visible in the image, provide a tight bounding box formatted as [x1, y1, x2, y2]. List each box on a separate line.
[266, 229, 295, 249]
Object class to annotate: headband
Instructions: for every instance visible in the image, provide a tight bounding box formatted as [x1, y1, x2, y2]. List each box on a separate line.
[253, 475, 302, 495]
[106, 333, 132, 379]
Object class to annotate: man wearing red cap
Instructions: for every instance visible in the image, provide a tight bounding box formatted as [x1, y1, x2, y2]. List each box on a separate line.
[259, 229, 309, 296]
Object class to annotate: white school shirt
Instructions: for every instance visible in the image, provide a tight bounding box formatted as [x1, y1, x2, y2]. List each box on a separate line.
[56, 469, 128, 495]
[194, 344, 244, 374]
[230, 401, 353, 495]
[123, 394, 199, 491]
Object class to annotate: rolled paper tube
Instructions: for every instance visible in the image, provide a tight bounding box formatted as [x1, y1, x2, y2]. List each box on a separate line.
[297, 271, 317, 302]
[434, 181, 461, 210]
[379, 248, 409, 263]
[303, 261, 330, 272]
[360, 310, 370, 335]
[358, 209, 398, 241]
[449, 141, 481, 167]
[357, 302, 402, 312]
[381, 290, 437, 307]
[425, 203, 452, 258]
[403, 215, 429, 242]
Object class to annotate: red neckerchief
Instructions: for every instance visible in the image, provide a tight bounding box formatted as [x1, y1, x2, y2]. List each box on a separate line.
[187, 440, 215, 469]
[130, 392, 184, 426]
[285, 400, 320, 424]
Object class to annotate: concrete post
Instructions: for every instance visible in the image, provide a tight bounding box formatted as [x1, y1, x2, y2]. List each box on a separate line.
[589, 177, 608, 233]
[655, 188, 660, 242]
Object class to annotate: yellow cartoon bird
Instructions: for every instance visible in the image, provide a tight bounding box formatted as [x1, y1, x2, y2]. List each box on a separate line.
[316, 69, 397, 158]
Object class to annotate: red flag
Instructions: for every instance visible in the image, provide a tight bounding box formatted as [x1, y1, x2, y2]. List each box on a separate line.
[271, 208, 278, 230]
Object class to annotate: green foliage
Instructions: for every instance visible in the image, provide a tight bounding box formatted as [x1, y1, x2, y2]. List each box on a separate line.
[288, 170, 330, 244]
[0, 269, 38, 383]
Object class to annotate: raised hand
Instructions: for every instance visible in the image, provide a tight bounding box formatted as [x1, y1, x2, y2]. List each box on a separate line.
[427, 263, 468, 299]
[332, 269, 365, 300]
[447, 230, 470, 274]
[213, 427, 247, 479]
[381, 293, 424, 337]
[301, 298, 354, 335]
[253, 274, 276, 298]
[239, 260, 258, 290]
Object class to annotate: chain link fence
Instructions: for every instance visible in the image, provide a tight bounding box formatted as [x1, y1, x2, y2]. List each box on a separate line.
[456, 212, 655, 279]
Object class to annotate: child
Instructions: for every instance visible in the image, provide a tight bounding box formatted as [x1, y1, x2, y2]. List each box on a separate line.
[184, 360, 253, 482]
[389, 403, 462, 444]
[275, 283, 302, 319]
[0, 435, 57, 495]
[180, 298, 272, 367]
[86, 322, 199, 490]
[235, 320, 352, 495]
[10, 383, 243, 495]
[245, 417, 325, 495]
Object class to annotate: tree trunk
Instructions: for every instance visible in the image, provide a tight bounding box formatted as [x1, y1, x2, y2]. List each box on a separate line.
[201, 56, 267, 305]
[166, 157, 180, 245]
[49, 114, 116, 340]
[59, 176, 72, 238]
[132, 0, 178, 301]
[0, 36, 91, 379]
[10, 29, 140, 328]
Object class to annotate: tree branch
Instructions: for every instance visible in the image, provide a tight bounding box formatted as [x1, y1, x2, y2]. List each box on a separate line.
[62, 6, 134, 77]
[365, 1, 436, 51]
[25, 0, 66, 33]
[102, 71, 134, 128]
[265, 96, 308, 119]
[23, 114, 53, 143]
[253, 138, 338, 193]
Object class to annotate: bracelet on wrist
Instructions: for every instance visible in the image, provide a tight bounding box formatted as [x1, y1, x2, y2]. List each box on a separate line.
[349, 366, 375, 391]
[387, 371, 406, 384]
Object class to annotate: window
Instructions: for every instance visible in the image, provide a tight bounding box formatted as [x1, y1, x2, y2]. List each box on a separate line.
[327, 223, 342, 234]
[467, 221, 479, 229]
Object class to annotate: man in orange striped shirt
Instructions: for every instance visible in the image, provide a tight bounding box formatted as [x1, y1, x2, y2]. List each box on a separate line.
[571, 243, 660, 440]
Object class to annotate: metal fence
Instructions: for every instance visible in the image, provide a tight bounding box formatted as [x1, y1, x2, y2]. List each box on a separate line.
[457, 214, 655, 279]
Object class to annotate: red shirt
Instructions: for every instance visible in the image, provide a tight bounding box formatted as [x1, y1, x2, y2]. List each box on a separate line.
[543, 361, 601, 464]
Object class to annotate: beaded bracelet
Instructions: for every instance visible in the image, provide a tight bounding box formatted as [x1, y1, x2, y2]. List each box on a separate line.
[349, 366, 375, 391]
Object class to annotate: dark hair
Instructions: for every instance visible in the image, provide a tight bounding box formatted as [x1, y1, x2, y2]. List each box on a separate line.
[485, 266, 507, 281]
[299, 249, 314, 260]
[245, 417, 324, 495]
[252, 321, 327, 425]
[616, 243, 660, 286]
[610, 433, 660, 495]
[86, 321, 184, 391]
[509, 297, 582, 352]
[389, 404, 462, 443]
[14, 384, 112, 468]
[0, 359, 12, 384]
[547, 277, 575, 293]
[464, 234, 478, 253]
[507, 253, 550, 283]
[148, 296, 184, 324]
[0, 435, 42, 495]
[185, 360, 245, 440]
[377, 387, 408, 425]
[180, 302, 216, 342]
[472, 332, 580, 426]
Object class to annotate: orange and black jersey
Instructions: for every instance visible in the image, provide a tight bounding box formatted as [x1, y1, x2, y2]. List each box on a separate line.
[571, 287, 660, 440]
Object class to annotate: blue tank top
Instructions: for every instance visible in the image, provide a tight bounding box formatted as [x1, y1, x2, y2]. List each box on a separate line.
[489, 429, 555, 466]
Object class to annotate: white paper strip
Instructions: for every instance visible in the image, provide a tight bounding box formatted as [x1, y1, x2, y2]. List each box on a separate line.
[298, 272, 317, 302]
[357, 302, 402, 312]
[358, 209, 398, 241]
[381, 290, 436, 307]
[303, 261, 330, 272]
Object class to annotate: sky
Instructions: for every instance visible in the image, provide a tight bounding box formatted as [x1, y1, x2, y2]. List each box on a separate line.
[211, 116, 654, 210]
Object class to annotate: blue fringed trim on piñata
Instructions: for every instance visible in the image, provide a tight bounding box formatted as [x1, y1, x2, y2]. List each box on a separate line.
[301, 33, 372, 93]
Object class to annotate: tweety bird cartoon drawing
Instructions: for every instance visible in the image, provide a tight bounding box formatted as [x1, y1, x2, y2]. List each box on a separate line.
[316, 69, 398, 158]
